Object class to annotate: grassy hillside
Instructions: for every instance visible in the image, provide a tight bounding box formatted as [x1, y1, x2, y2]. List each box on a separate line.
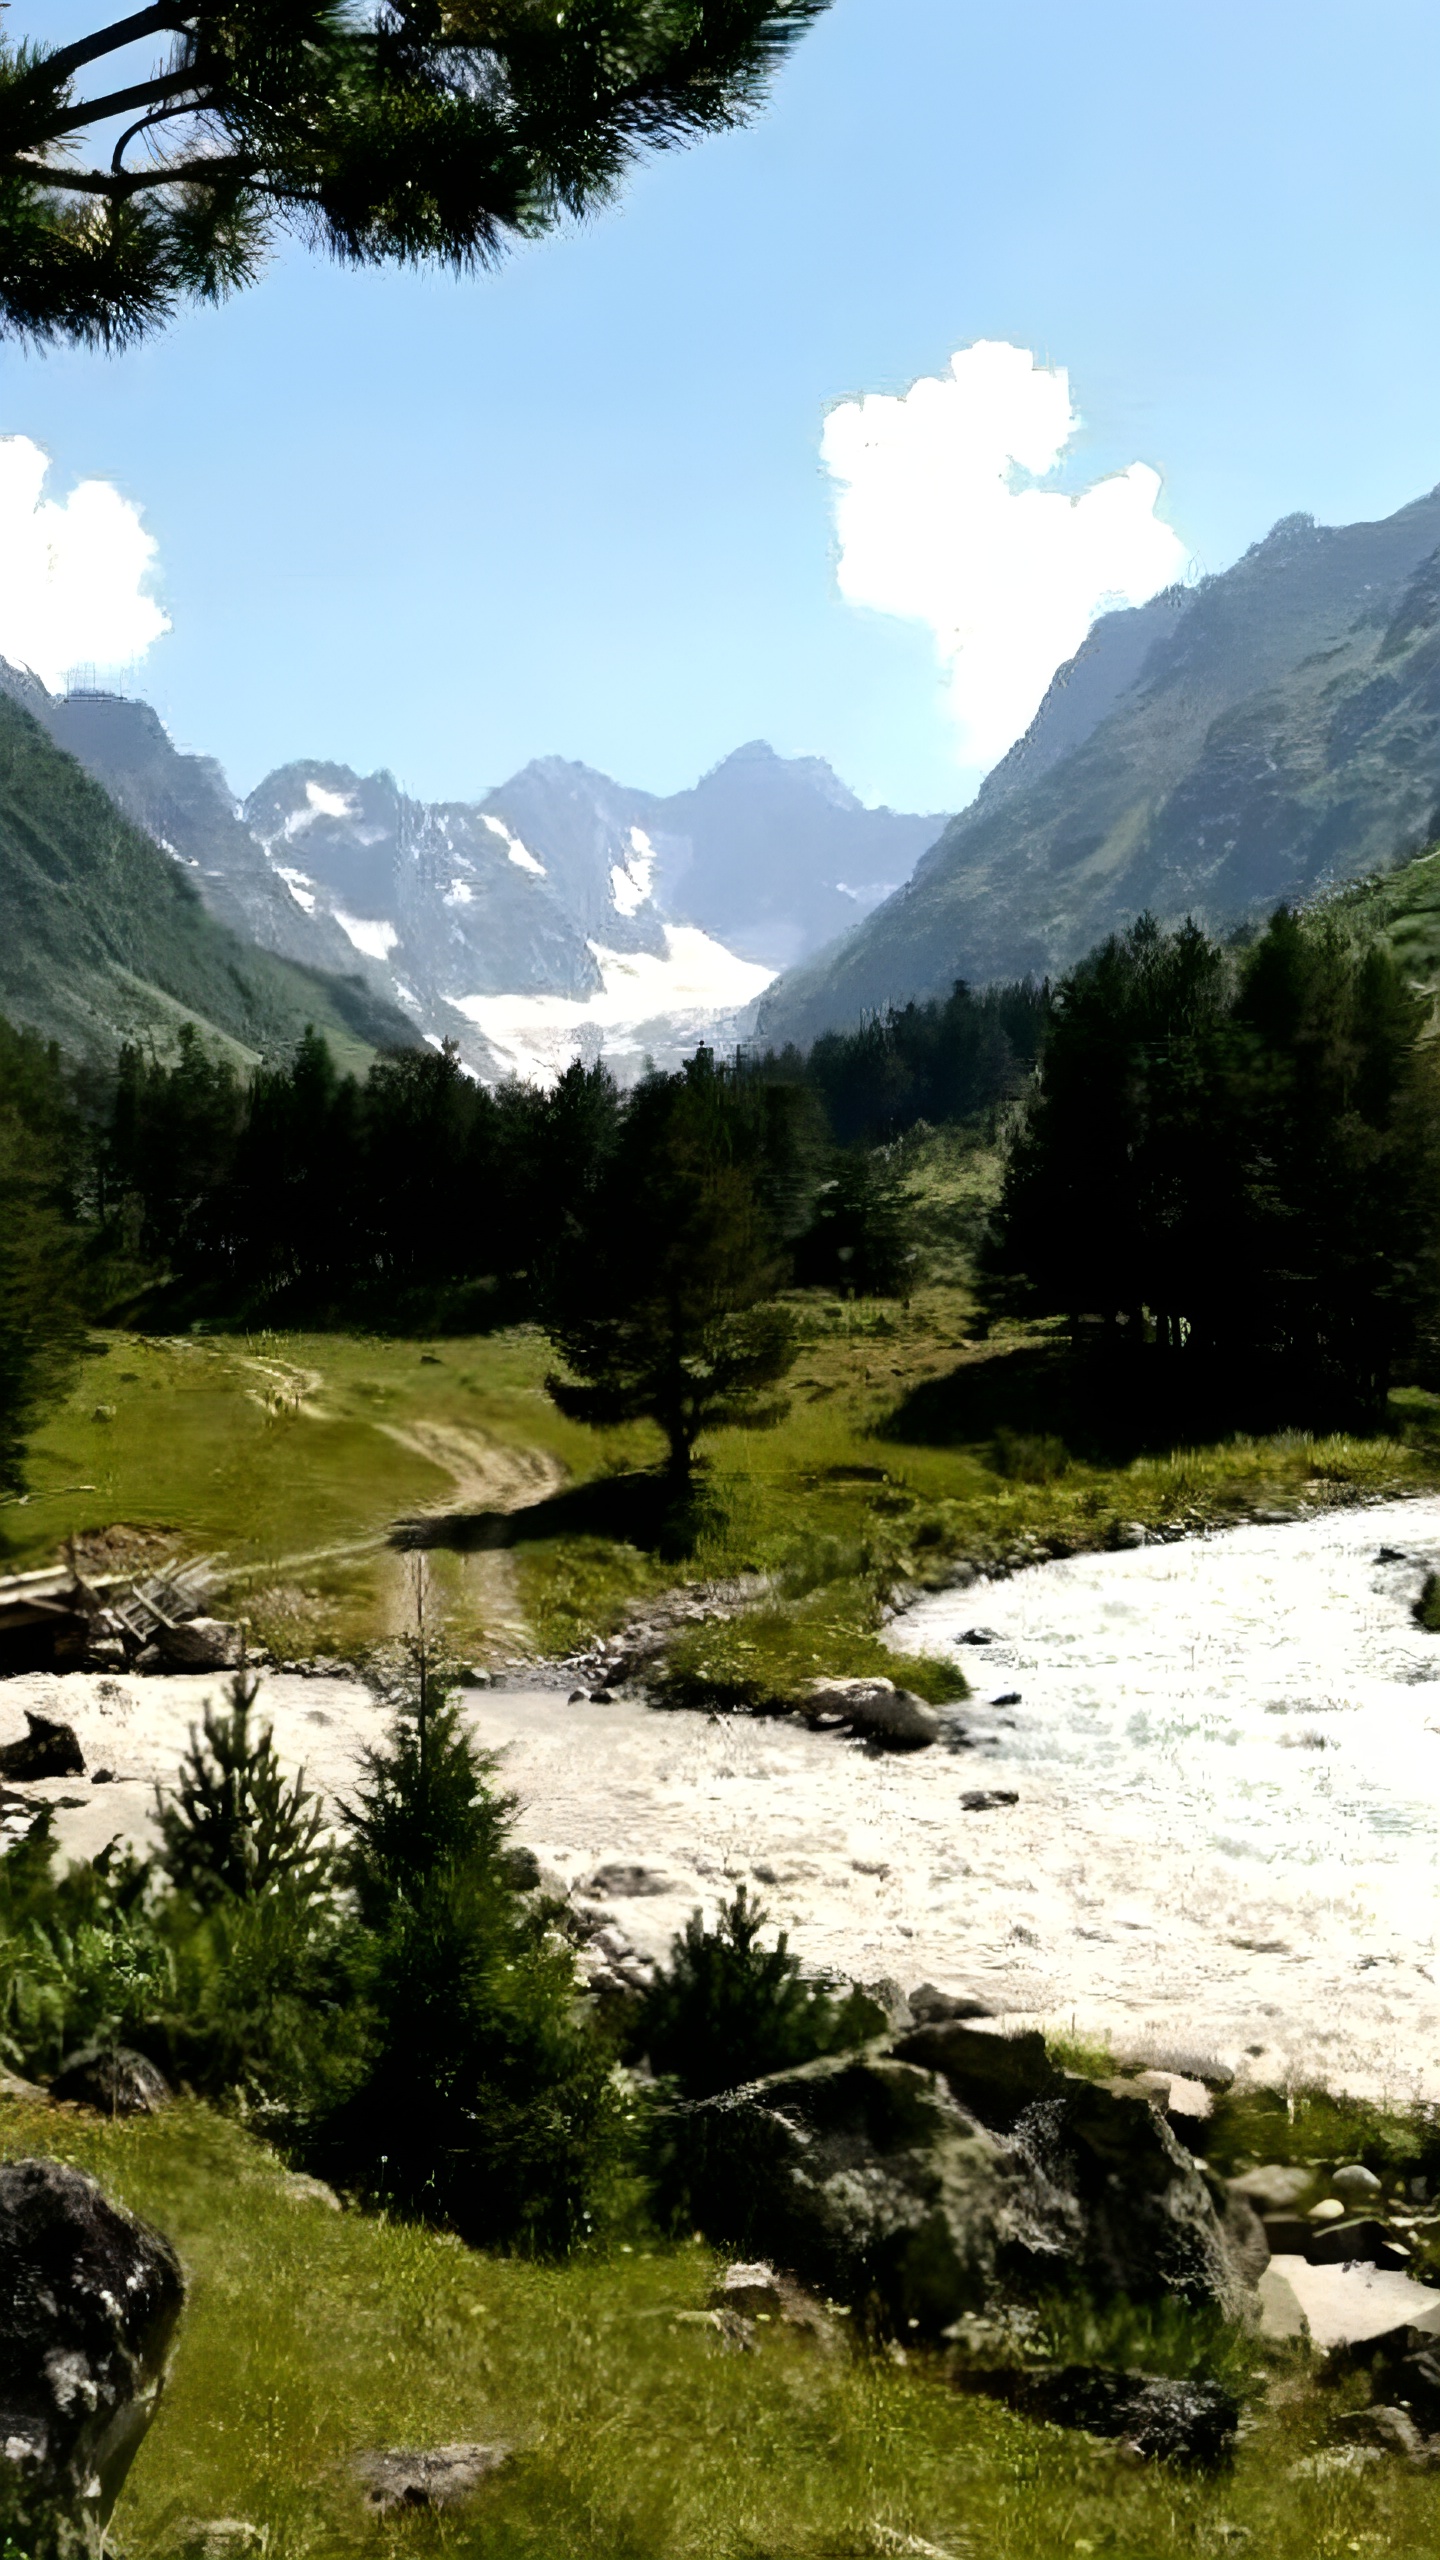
[1330, 835, 1440, 989]
[0, 691, 416, 1071]
[1, 2094, 1435, 2560]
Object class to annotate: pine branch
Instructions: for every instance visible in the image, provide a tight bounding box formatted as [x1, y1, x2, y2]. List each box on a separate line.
[6, 7, 188, 100]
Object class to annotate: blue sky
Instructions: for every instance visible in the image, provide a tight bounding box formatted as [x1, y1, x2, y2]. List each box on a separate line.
[7, 0, 1440, 810]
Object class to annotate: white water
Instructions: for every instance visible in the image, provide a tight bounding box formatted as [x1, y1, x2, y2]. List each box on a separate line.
[6, 1498, 1440, 2099]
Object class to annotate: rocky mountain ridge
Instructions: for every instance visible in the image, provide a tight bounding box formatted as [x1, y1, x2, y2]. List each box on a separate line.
[759, 483, 1440, 1043]
[0, 665, 946, 1082]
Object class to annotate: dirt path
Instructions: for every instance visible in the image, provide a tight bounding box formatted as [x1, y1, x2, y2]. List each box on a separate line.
[376, 1421, 567, 1651]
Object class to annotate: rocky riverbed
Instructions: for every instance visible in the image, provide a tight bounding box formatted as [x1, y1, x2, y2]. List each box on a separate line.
[5, 1496, 1440, 2100]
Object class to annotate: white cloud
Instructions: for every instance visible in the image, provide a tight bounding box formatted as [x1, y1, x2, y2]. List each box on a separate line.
[0, 436, 169, 689]
[823, 341, 1189, 772]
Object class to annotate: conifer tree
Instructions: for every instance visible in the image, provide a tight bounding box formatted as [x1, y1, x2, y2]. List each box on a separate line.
[541, 1049, 798, 1485]
[156, 1660, 331, 1907]
[0, 2, 831, 349]
[322, 1587, 623, 2249]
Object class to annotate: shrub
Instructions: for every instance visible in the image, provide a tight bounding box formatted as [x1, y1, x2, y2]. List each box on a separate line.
[634, 1884, 880, 2101]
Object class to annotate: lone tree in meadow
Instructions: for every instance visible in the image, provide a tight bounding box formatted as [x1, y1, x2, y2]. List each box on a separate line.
[0, 0, 830, 349]
[541, 1051, 798, 1487]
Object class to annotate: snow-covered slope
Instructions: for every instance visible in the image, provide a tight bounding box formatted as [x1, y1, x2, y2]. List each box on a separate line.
[14, 680, 948, 1082]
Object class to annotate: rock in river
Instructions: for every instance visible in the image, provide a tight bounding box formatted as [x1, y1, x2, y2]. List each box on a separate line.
[0, 1712, 84, 1780]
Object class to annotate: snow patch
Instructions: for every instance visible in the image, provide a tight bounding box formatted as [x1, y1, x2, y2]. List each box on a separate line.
[482, 813, 546, 877]
[274, 865, 317, 915]
[305, 780, 356, 822]
[834, 878, 899, 907]
[277, 778, 359, 842]
[449, 924, 774, 1086]
[609, 825, 657, 918]
[334, 911, 397, 961]
[445, 877, 474, 906]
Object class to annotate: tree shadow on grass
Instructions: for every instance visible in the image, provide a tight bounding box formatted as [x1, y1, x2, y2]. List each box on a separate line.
[391, 1470, 708, 1562]
[881, 1338, 1371, 1467]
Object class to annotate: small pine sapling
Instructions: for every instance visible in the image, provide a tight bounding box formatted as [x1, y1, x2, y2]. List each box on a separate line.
[635, 1883, 873, 2099]
[156, 1659, 329, 1908]
[320, 1594, 627, 2250]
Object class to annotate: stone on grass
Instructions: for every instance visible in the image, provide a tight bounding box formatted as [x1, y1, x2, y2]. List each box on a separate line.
[178, 2524, 267, 2560]
[353, 2444, 511, 2513]
[712, 2261, 785, 2315]
[0, 2067, 46, 2102]
[0, 1712, 84, 1780]
[672, 2049, 1081, 2337]
[1333, 2163, 1384, 2208]
[802, 1678, 941, 1749]
[0, 2157, 185, 2558]
[954, 2363, 1240, 2467]
[51, 2046, 171, 2116]
[1336, 2405, 1430, 2460]
[278, 2171, 341, 2210]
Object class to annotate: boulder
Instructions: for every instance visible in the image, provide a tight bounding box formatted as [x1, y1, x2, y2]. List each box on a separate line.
[1018, 2074, 1256, 2320]
[0, 2157, 185, 2557]
[1258, 2259, 1440, 2352]
[802, 1679, 941, 1749]
[1307, 2217, 1411, 2270]
[712, 2261, 785, 2315]
[1333, 2163, 1385, 2209]
[156, 1618, 242, 1671]
[51, 2046, 172, 2117]
[897, 2025, 1254, 2316]
[892, 2022, 1061, 2132]
[0, 1713, 84, 1780]
[670, 2032, 1258, 2349]
[586, 1863, 676, 1898]
[909, 1984, 996, 2025]
[1227, 2162, 1315, 2216]
[670, 2049, 1081, 2336]
[1365, 2328, 1440, 2428]
[353, 2444, 511, 2513]
[954, 2363, 1240, 2466]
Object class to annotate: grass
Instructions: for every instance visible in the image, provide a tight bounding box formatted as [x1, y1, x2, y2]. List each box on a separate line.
[5, 2096, 1440, 2559]
[650, 1587, 968, 1716]
[5, 1133, 1440, 1673]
